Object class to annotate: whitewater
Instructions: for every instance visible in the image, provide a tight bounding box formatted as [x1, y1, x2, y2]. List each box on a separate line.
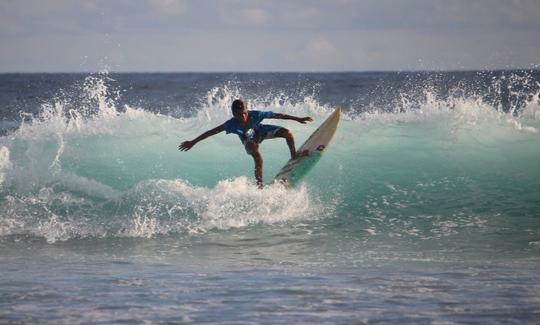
[1, 72, 539, 323]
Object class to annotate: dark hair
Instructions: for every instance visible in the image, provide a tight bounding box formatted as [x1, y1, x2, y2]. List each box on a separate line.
[231, 99, 246, 112]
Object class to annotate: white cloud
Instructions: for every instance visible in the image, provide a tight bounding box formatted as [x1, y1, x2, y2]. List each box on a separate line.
[305, 37, 337, 59]
[147, 0, 187, 16]
[219, 6, 272, 26]
[239, 8, 272, 25]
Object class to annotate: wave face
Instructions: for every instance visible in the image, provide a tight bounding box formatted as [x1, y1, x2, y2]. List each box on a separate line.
[0, 72, 539, 251]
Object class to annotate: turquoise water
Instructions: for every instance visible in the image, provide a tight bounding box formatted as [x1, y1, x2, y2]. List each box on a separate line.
[1, 72, 539, 323]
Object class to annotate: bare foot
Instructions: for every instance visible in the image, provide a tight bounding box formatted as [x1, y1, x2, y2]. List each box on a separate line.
[292, 150, 309, 160]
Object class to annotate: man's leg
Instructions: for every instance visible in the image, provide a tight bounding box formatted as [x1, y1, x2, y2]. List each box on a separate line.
[274, 128, 307, 160]
[245, 141, 263, 188]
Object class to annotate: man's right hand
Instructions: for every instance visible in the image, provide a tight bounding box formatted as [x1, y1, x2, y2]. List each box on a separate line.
[178, 140, 195, 151]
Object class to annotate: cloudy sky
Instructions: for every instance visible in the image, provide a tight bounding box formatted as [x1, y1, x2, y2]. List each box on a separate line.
[1, 0, 539, 72]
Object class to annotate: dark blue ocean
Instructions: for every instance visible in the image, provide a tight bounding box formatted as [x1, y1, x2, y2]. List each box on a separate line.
[1, 71, 540, 323]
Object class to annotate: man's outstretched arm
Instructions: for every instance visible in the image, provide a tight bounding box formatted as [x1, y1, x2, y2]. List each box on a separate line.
[179, 124, 225, 151]
[272, 113, 313, 124]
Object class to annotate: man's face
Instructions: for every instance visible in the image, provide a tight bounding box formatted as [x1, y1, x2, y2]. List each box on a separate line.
[233, 107, 248, 123]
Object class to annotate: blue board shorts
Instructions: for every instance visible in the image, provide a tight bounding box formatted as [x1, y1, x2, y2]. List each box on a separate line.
[242, 124, 283, 145]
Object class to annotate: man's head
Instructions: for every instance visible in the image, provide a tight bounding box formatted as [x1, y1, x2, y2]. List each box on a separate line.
[231, 99, 248, 123]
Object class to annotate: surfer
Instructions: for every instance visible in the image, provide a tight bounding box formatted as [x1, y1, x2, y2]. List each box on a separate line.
[179, 99, 313, 187]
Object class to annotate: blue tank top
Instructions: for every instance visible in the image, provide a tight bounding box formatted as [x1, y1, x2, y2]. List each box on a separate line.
[223, 110, 276, 141]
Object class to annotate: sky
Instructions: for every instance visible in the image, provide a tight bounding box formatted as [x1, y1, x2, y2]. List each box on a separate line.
[1, 0, 539, 72]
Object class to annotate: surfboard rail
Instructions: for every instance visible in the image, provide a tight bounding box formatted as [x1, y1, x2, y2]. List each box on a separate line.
[273, 107, 341, 186]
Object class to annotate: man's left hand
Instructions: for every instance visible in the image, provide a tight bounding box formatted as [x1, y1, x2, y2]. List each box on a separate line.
[297, 117, 313, 124]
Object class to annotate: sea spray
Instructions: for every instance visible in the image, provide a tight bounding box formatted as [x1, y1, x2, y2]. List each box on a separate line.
[0, 72, 539, 244]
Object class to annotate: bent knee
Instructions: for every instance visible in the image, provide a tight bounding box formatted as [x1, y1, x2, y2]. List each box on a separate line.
[276, 128, 292, 138]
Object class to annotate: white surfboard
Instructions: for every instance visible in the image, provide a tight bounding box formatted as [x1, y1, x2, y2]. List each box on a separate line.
[273, 107, 341, 187]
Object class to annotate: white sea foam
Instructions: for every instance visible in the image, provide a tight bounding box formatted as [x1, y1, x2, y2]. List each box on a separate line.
[119, 177, 316, 238]
[197, 84, 335, 125]
[0, 176, 318, 243]
[0, 146, 11, 187]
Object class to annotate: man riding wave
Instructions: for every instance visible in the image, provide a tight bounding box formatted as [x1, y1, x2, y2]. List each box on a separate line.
[179, 99, 313, 187]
